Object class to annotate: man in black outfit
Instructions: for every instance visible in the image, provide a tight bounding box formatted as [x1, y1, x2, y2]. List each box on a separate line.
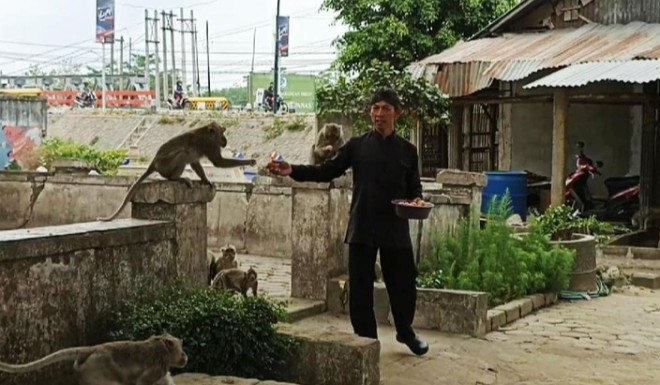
[266, 88, 429, 356]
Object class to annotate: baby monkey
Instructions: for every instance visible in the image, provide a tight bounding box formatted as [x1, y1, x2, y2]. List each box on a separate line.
[210, 267, 258, 298]
[208, 244, 239, 284]
[310, 123, 345, 165]
[0, 333, 187, 385]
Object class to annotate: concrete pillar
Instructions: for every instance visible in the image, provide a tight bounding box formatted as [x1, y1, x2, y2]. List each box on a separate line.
[130, 180, 216, 286]
[290, 184, 350, 300]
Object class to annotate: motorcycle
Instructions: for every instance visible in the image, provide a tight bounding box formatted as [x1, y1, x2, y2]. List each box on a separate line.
[167, 94, 190, 110]
[261, 94, 288, 113]
[74, 91, 97, 108]
[565, 142, 639, 223]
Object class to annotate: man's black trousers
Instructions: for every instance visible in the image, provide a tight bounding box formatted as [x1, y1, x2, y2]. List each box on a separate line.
[348, 243, 417, 340]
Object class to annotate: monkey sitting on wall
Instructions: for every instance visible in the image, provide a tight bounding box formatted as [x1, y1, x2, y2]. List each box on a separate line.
[210, 267, 258, 298]
[208, 244, 239, 284]
[0, 333, 187, 385]
[309, 123, 345, 165]
[98, 121, 257, 222]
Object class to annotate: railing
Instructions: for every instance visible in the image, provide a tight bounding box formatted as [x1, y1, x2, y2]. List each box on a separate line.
[42, 90, 156, 108]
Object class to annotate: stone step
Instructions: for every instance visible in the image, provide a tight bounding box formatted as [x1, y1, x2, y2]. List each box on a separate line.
[629, 270, 660, 289]
[173, 373, 300, 385]
[279, 297, 327, 323]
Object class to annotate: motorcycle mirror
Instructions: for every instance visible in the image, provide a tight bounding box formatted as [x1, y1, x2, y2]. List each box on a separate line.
[596, 161, 604, 168]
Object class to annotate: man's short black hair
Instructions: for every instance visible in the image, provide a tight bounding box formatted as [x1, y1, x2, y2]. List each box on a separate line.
[370, 87, 402, 110]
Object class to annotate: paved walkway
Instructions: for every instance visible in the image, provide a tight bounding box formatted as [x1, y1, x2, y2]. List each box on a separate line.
[294, 285, 660, 385]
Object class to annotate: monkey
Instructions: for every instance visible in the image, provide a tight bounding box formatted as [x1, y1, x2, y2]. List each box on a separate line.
[97, 121, 256, 222]
[0, 333, 187, 385]
[210, 267, 258, 298]
[208, 244, 239, 284]
[309, 123, 345, 165]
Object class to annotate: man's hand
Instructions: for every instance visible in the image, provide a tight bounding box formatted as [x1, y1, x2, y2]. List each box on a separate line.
[266, 160, 292, 176]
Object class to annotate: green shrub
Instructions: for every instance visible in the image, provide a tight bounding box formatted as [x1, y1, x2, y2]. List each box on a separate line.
[418, 192, 575, 307]
[39, 138, 127, 175]
[109, 283, 299, 380]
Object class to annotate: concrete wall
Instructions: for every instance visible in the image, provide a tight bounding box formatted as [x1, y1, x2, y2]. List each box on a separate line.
[0, 180, 214, 385]
[0, 170, 481, 265]
[506, 74, 642, 197]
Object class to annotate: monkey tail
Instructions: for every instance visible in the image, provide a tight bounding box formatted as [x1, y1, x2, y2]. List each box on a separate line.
[97, 163, 156, 221]
[0, 347, 92, 373]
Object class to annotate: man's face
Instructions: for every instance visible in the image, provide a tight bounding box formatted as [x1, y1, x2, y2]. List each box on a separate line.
[370, 101, 401, 130]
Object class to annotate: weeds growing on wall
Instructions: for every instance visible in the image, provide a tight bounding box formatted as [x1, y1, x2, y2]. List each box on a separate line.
[417, 192, 576, 307]
[109, 283, 299, 380]
[38, 138, 128, 175]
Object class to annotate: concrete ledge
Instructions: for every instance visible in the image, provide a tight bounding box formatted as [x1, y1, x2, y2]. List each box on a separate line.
[405, 288, 489, 337]
[328, 278, 489, 337]
[276, 323, 380, 385]
[488, 293, 559, 332]
[631, 272, 660, 289]
[173, 373, 300, 384]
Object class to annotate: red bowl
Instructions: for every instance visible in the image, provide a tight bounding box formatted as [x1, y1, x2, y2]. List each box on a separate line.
[391, 199, 434, 220]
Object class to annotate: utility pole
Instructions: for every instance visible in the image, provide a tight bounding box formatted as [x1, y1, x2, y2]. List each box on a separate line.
[145, 10, 161, 107]
[161, 10, 169, 100]
[273, 0, 281, 113]
[249, 28, 256, 108]
[128, 37, 132, 74]
[119, 36, 124, 89]
[169, 11, 177, 92]
[205, 20, 211, 96]
[180, 8, 187, 93]
[192, 11, 200, 96]
[110, 40, 115, 76]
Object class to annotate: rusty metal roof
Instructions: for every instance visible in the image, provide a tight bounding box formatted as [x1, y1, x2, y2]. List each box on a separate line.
[409, 22, 660, 97]
[524, 59, 660, 88]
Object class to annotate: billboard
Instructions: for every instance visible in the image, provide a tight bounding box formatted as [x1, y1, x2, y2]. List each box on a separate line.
[96, 0, 115, 43]
[250, 72, 316, 113]
[278, 16, 289, 57]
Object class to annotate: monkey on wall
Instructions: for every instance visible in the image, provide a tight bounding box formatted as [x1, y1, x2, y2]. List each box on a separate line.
[210, 267, 258, 298]
[0, 333, 187, 385]
[98, 121, 256, 222]
[309, 123, 345, 165]
[208, 245, 239, 284]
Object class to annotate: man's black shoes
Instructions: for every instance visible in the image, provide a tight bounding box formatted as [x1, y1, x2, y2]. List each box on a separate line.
[396, 333, 429, 356]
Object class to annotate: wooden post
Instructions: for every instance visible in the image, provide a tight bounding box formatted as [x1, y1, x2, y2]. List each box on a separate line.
[551, 89, 569, 207]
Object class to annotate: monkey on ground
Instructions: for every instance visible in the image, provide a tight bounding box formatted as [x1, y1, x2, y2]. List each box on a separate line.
[309, 123, 345, 165]
[98, 121, 256, 222]
[0, 333, 187, 385]
[208, 244, 239, 284]
[210, 267, 258, 298]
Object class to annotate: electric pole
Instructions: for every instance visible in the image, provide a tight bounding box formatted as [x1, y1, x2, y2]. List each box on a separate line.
[180, 8, 187, 93]
[161, 10, 169, 99]
[206, 20, 211, 96]
[119, 36, 124, 89]
[273, 0, 281, 113]
[145, 10, 161, 107]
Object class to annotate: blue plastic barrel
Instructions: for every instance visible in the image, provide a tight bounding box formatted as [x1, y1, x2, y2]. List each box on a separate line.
[481, 171, 528, 219]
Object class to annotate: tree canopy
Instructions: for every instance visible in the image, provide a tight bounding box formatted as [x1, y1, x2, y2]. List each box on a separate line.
[321, 0, 517, 73]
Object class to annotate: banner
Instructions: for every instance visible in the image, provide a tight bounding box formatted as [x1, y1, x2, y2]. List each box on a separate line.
[96, 0, 115, 43]
[278, 16, 289, 57]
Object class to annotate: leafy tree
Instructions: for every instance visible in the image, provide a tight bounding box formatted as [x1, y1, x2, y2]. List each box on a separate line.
[321, 0, 517, 73]
[316, 60, 448, 139]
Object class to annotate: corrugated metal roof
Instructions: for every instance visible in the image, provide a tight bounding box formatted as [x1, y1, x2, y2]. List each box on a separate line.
[409, 22, 660, 97]
[523, 59, 660, 88]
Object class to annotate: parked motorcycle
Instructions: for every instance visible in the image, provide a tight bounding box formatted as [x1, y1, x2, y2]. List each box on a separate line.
[565, 141, 639, 223]
[74, 91, 97, 108]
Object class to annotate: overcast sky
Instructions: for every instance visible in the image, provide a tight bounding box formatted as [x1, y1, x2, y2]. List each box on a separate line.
[0, 0, 347, 89]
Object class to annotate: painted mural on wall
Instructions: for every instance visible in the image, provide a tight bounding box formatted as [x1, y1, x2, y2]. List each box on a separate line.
[0, 123, 43, 170]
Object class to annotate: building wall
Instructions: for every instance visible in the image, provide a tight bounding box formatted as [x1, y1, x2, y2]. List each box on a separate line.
[506, 75, 641, 197]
